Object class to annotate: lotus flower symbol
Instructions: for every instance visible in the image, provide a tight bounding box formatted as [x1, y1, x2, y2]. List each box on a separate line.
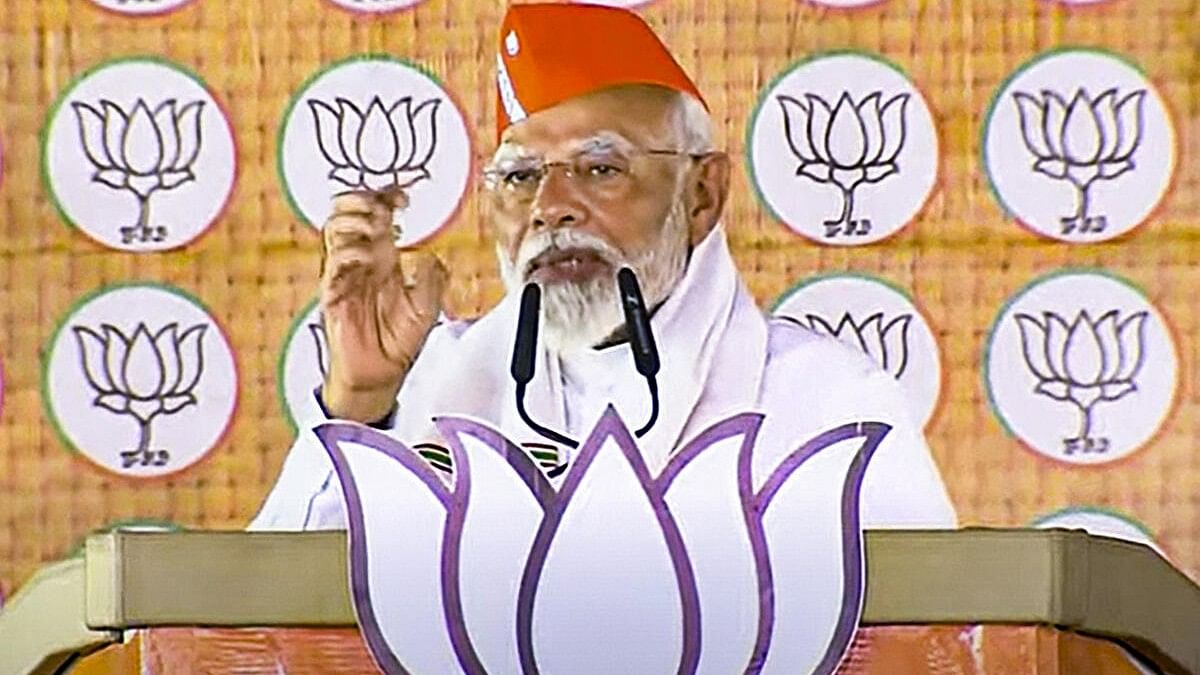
[71, 98, 206, 245]
[778, 91, 909, 238]
[1015, 310, 1147, 454]
[309, 96, 441, 191]
[308, 321, 330, 377]
[793, 312, 912, 379]
[72, 322, 207, 468]
[1013, 88, 1146, 235]
[318, 407, 887, 674]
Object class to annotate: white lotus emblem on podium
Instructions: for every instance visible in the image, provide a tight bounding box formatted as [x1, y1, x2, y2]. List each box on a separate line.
[317, 407, 886, 674]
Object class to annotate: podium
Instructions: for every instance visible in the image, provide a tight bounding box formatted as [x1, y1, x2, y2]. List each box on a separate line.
[1, 529, 1197, 674]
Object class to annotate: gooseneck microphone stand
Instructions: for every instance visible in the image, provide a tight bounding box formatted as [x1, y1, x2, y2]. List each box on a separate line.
[510, 268, 662, 469]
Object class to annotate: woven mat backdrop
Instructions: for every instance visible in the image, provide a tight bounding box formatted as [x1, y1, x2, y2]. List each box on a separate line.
[1, 0, 1198, 597]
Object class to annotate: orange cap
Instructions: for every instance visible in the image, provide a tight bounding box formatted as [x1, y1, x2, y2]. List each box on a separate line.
[495, 3, 706, 142]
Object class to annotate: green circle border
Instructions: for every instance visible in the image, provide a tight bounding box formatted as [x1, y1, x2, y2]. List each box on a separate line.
[769, 269, 917, 313]
[743, 49, 930, 245]
[274, 53, 456, 230]
[768, 270, 944, 428]
[40, 281, 239, 475]
[40, 55, 231, 249]
[978, 46, 1160, 234]
[1030, 505, 1156, 540]
[980, 266, 1176, 461]
[276, 297, 321, 435]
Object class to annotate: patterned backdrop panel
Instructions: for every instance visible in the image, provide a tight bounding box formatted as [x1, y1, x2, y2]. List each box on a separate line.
[0, 0, 1197, 598]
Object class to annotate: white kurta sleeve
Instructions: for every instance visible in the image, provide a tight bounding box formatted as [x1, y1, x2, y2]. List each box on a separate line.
[248, 319, 464, 531]
[247, 388, 351, 531]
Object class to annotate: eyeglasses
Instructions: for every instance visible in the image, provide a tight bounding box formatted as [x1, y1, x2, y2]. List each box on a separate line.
[482, 146, 709, 201]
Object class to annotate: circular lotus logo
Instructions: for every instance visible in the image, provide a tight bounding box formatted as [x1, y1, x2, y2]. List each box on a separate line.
[279, 56, 472, 247]
[773, 274, 941, 427]
[324, 0, 426, 13]
[1032, 507, 1164, 556]
[983, 49, 1175, 242]
[985, 271, 1177, 465]
[43, 284, 238, 477]
[748, 52, 938, 245]
[87, 0, 196, 15]
[278, 300, 327, 432]
[43, 58, 236, 252]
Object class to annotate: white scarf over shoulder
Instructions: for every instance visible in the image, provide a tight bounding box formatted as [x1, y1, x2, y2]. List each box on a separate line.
[253, 226, 763, 527]
[251, 226, 955, 530]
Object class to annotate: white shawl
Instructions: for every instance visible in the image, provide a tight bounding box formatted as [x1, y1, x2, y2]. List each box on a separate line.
[252, 226, 767, 529]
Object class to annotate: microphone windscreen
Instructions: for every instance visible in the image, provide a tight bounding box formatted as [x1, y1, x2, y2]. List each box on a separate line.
[617, 267, 660, 378]
[511, 283, 541, 384]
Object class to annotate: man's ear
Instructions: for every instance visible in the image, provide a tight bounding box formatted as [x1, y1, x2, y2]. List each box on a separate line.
[685, 151, 731, 246]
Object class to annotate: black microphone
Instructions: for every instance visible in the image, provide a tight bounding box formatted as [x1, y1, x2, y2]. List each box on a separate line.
[617, 268, 660, 379]
[511, 283, 579, 450]
[617, 268, 660, 438]
[511, 283, 541, 386]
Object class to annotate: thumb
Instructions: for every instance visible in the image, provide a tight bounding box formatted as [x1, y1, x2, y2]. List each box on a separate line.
[375, 184, 411, 212]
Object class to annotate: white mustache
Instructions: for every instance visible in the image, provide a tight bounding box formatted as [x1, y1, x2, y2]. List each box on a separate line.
[515, 229, 625, 282]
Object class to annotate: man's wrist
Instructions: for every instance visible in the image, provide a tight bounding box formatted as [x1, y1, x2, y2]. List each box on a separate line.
[320, 380, 400, 425]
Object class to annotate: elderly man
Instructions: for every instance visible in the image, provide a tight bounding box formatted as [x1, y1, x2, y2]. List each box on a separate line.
[251, 3, 955, 530]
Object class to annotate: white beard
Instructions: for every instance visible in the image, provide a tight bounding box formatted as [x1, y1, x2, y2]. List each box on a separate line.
[498, 198, 689, 354]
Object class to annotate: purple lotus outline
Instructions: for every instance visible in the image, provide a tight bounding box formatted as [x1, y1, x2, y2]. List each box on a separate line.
[316, 407, 888, 674]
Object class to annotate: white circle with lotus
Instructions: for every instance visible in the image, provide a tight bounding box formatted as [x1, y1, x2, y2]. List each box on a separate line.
[279, 57, 473, 247]
[986, 271, 1177, 465]
[43, 58, 236, 252]
[748, 53, 939, 245]
[773, 273, 941, 428]
[44, 285, 238, 477]
[278, 300, 328, 433]
[983, 50, 1175, 243]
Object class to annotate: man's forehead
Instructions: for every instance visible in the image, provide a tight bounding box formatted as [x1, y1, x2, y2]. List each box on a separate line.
[493, 130, 638, 163]
[496, 85, 679, 156]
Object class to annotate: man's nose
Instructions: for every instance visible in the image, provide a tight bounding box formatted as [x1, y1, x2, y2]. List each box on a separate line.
[530, 170, 588, 230]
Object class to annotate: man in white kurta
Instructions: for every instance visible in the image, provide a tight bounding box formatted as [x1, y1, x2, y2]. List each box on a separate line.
[252, 222, 954, 530]
[251, 3, 956, 532]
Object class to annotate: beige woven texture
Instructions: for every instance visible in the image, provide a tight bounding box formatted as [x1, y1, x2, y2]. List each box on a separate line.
[0, 0, 1197, 597]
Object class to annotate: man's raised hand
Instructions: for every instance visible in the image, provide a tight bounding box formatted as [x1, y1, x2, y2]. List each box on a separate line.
[319, 185, 447, 423]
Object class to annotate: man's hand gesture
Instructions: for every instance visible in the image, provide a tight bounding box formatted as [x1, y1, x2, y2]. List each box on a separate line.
[319, 186, 446, 423]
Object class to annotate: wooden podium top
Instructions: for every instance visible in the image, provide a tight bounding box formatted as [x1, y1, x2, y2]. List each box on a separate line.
[1, 528, 1197, 675]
